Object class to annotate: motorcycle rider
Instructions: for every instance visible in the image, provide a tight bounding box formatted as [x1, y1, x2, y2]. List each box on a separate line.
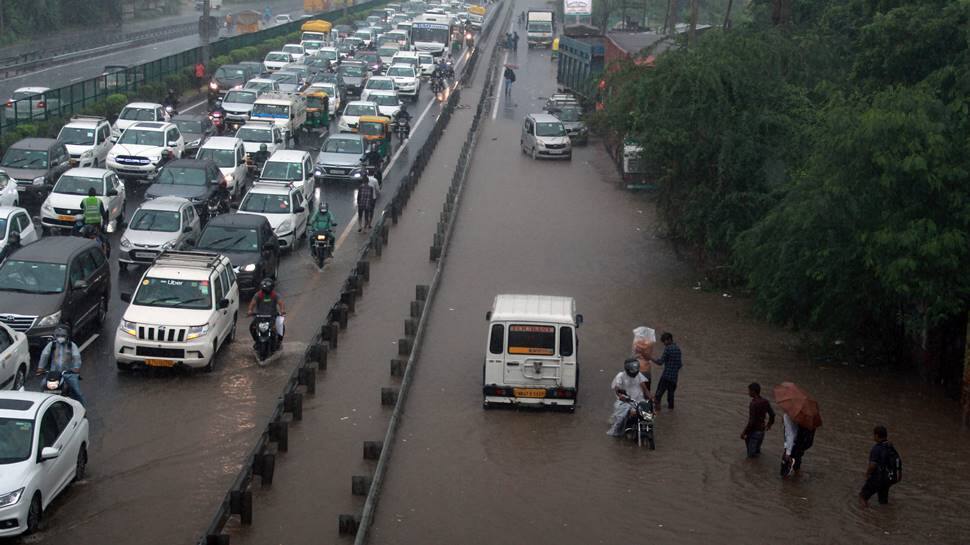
[162, 88, 179, 116]
[308, 201, 338, 259]
[82, 187, 107, 232]
[0, 231, 21, 263]
[393, 103, 412, 138]
[252, 143, 272, 168]
[36, 325, 85, 406]
[210, 100, 227, 135]
[79, 224, 110, 256]
[607, 358, 653, 437]
[362, 141, 383, 188]
[247, 277, 286, 345]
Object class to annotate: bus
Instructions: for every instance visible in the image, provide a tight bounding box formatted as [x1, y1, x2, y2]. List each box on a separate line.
[410, 13, 452, 56]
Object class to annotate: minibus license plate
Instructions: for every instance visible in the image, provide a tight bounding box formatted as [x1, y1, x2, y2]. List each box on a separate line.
[146, 359, 175, 368]
[513, 388, 546, 398]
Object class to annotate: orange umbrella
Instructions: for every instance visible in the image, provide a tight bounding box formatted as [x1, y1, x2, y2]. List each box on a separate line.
[773, 382, 822, 430]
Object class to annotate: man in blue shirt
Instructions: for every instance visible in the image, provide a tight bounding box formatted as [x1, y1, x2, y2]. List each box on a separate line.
[36, 325, 85, 406]
[651, 332, 682, 410]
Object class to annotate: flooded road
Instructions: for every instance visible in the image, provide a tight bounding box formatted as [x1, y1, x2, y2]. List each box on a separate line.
[369, 4, 970, 543]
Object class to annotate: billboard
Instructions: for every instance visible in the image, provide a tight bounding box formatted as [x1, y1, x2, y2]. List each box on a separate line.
[564, 0, 592, 15]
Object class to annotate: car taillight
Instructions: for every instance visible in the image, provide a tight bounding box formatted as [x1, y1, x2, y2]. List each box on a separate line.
[4, 100, 13, 108]
[546, 387, 576, 399]
[36, 101, 46, 109]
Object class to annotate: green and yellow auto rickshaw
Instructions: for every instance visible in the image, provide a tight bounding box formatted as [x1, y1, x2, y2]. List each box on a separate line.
[303, 90, 330, 129]
[358, 115, 393, 159]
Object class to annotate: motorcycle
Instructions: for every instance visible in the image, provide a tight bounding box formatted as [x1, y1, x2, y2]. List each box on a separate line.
[393, 117, 410, 142]
[430, 75, 445, 94]
[252, 314, 282, 362]
[41, 370, 72, 397]
[309, 228, 334, 269]
[207, 198, 228, 221]
[623, 398, 656, 449]
[164, 104, 178, 119]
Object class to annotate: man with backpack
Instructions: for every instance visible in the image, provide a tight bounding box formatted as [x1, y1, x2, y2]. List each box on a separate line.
[859, 425, 901, 507]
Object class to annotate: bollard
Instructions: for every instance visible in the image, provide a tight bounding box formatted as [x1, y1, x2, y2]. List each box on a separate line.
[307, 342, 325, 364]
[317, 343, 328, 370]
[430, 244, 441, 261]
[436, 221, 445, 237]
[390, 358, 407, 377]
[363, 441, 383, 460]
[269, 420, 289, 452]
[284, 392, 303, 421]
[373, 236, 383, 256]
[341, 291, 356, 313]
[206, 535, 229, 545]
[391, 201, 400, 224]
[328, 321, 339, 348]
[416, 285, 429, 301]
[404, 318, 417, 336]
[352, 475, 372, 496]
[349, 274, 363, 297]
[356, 260, 370, 281]
[410, 300, 424, 318]
[230, 488, 253, 525]
[398, 337, 412, 356]
[253, 452, 276, 486]
[433, 233, 443, 251]
[299, 365, 317, 395]
[441, 210, 449, 223]
[332, 305, 347, 329]
[381, 387, 399, 406]
[381, 223, 389, 244]
[339, 302, 351, 327]
[338, 515, 360, 536]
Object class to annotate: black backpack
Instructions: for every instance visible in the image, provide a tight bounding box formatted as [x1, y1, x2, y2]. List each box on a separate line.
[882, 443, 903, 485]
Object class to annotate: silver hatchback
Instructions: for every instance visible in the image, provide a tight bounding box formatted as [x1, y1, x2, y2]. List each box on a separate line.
[118, 196, 202, 270]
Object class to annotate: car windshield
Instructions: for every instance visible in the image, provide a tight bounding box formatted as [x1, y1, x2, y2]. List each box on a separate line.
[391, 56, 417, 67]
[379, 47, 399, 56]
[154, 166, 207, 186]
[11, 91, 40, 100]
[528, 21, 553, 32]
[251, 103, 289, 118]
[53, 175, 103, 195]
[323, 138, 363, 153]
[119, 129, 164, 146]
[241, 192, 291, 213]
[118, 107, 155, 121]
[420, 56, 433, 64]
[387, 66, 414, 77]
[339, 65, 366, 77]
[0, 418, 34, 465]
[269, 73, 298, 85]
[245, 81, 275, 92]
[215, 66, 246, 80]
[320, 50, 338, 60]
[303, 40, 323, 49]
[557, 108, 581, 122]
[358, 52, 379, 63]
[236, 127, 273, 143]
[0, 148, 48, 169]
[266, 53, 290, 62]
[355, 31, 372, 39]
[173, 119, 202, 135]
[224, 91, 257, 104]
[536, 122, 566, 137]
[133, 277, 212, 309]
[198, 226, 260, 252]
[196, 148, 235, 168]
[58, 127, 96, 146]
[129, 209, 180, 232]
[344, 104, 376, 116]
[0, 260, 66, 294]
[411, 25, 449, 43]
[367, 79, 394, 90]
[373, 95, 399, 106]
[261, 161, 303, 181]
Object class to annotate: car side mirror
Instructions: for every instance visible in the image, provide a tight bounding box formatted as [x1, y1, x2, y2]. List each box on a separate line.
[576, 314, 584, 327]
[167, 141, 177, 147]
[263, 241, 276, 252]
[72, 279, 89, 290]
[182, 225, 192, 233]
[107, 188, 119, 196]
[294, 205, 305, 213]
[120, 292, 132, 303]
[40, 447, 60, 461]
[485, 311, 492, 321]
[217, 298, 230, 310]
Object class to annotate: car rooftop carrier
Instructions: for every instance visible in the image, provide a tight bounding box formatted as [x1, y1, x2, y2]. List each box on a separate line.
[69, 114, 106, 122]
[153, 250, 223, 269]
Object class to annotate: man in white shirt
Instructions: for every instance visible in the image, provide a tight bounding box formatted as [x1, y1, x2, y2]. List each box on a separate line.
[607, 358, 653, 437]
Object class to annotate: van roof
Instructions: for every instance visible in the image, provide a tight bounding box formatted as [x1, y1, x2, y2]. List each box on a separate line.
[528, 113, 562, 124]
[490, 294, 576, 324]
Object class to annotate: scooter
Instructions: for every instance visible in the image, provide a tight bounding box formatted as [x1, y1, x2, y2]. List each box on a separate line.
[623, 398, 656, 449]
[41, 370, 69, 396]
[252, 314, 282, 362]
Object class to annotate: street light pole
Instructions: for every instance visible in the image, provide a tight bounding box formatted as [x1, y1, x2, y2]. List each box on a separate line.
[201, 0, 212, 63]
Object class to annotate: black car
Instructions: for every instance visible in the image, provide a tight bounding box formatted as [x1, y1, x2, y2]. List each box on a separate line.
[354, 51, 382, 75]
[191, 213, 279, 298]
[0, 138, 70, 202]
[145, 159, 227, 224]
[171, 114, 216, 155]
[338, 61, 369, 97]
[208, 64, 251, 101]
[305, 56, 332, 75]
[0, 237, 111, 350]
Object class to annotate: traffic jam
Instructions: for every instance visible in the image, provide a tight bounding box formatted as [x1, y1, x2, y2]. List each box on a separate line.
[0, 0, 486, 537]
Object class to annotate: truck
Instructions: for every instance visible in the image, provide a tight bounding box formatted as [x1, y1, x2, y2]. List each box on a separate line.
[251, 92, 308, 144]
[467, 5, 486, 30]
[304, 0, 331, 12]
[527, 10, 554, 47]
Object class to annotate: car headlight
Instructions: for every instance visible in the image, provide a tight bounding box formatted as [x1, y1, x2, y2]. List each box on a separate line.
[186, 324, 209, 340]
[160, 239, 177, 250]
[209, 82, 219, 90]
[120, 320, 138, 336]
[536, 141, 546, 148]
[81, 150, 93, 159]
[314, 169, 323, 177]
[148, 155, 161, 164]
[41, 200, 53, 212]
[224, 173, 234, 184]
[242, 263, 257, 272]
[36, 310, 62, 328]
[120, 236, 132, 248]
[32, 176, 45, 186]
[0, 488, 24, 508]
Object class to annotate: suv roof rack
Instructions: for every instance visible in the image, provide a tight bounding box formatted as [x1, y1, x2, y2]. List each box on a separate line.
[68, 114, 107, 122]
[152, 250, 224, 270]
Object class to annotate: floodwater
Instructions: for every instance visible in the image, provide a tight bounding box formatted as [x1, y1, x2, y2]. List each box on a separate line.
[368, 6, 970, 544]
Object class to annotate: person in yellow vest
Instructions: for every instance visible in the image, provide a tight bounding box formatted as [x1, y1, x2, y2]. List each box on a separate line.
[81, 187, 107, 232]
[552, 37, 560, 60]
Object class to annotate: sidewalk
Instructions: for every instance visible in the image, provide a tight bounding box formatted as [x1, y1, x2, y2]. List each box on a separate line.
[224, 46, 494, 545]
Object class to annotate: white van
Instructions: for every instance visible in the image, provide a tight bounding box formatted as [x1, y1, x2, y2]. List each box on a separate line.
[251, 92, 308, 144]
[196, 136, 248, 198]
[482, 294, 582, 409]
[520, 113, 571, 160]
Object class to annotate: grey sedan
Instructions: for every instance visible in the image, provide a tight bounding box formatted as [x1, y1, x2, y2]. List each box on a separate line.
[314, 134, 366, 182]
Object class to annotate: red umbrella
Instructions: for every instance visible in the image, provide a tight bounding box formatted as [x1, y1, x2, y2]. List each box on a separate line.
[773, 382, 822, 430]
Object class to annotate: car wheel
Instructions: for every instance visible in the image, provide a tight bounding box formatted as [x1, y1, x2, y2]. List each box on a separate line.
[25, 493, 41, 534]
[119, 262, 128, 272]
[203, 340, 218, 373]
[520, 140, 526, 154]
[96, 296, 108, 326]
[228, 315, 237, 342]
[74, 445, 88, 482]
[531, 146, 538, 160]
[118, 201, 127, 228]
[116, 361, 132, 372]
[12, 364, 26, 390]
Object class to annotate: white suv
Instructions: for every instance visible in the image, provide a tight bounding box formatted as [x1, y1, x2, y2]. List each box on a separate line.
[106, 121, 185, 181]
[57, 115, 113, 168]
[115, 251, 239, 372]
[195, 136, 248, 199]
[111, 102, 166, 141]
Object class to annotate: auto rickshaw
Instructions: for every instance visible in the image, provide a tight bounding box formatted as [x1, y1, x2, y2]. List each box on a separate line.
[357, 115, 393, 159]
[303, 90, 330, 129]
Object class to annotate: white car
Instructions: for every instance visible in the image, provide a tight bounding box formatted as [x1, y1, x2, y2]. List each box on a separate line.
[0, 171, 19, 207]
[385, 64, 420, 98]
[318, 47, 340, 66]
[337, 101, 379, 133]
[119, 197, 202, 270]
[259, 149, 314, 198]
[106, 121, 185, 181]
[368, 90, 402, 118]
[281, 44, 306, 63]
[111, 102, 166, 141]
[301, 40, 324, 56]
[378, 45, 402, 67]
[236, 121, 287, 158]
[56, 116, 113, 169]
[418, 54, 436, 76]
[40, 168, 126, 233]
[0, 323, 29, 389]
[0, 391, 89, 536]
[361, 76, 397, 103]
[3, 87, 59, 121]
[353, 29, 374, 48]
[0, 207, 40, 254]
[237, 182, 309, 250]
[274, 14, 293, 24]
[244, 78, 281, 95]
[263, 51, 294, 72]
[195, 137, 248, 198]
[307, 83, 340, 115]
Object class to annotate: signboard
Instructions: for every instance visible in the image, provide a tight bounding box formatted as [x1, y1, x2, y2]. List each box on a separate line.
[564, 0, 592, 15]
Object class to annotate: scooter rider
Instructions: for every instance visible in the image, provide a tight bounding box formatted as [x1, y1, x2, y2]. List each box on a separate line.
[36, 325, 85, 406]
[247, 277, 286, 343]
[607, 358, 653, 437]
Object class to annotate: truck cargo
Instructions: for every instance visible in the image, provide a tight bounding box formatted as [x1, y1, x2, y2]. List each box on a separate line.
[527, 10, 554, 47]
[303, 0, 330, 12]
[467, 4, 486, 29]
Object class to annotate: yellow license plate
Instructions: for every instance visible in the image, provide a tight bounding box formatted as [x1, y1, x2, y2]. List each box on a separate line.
[513, 388, 546, 398]
[57, 215, 76, 221]
[145, 359, 175, 368]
